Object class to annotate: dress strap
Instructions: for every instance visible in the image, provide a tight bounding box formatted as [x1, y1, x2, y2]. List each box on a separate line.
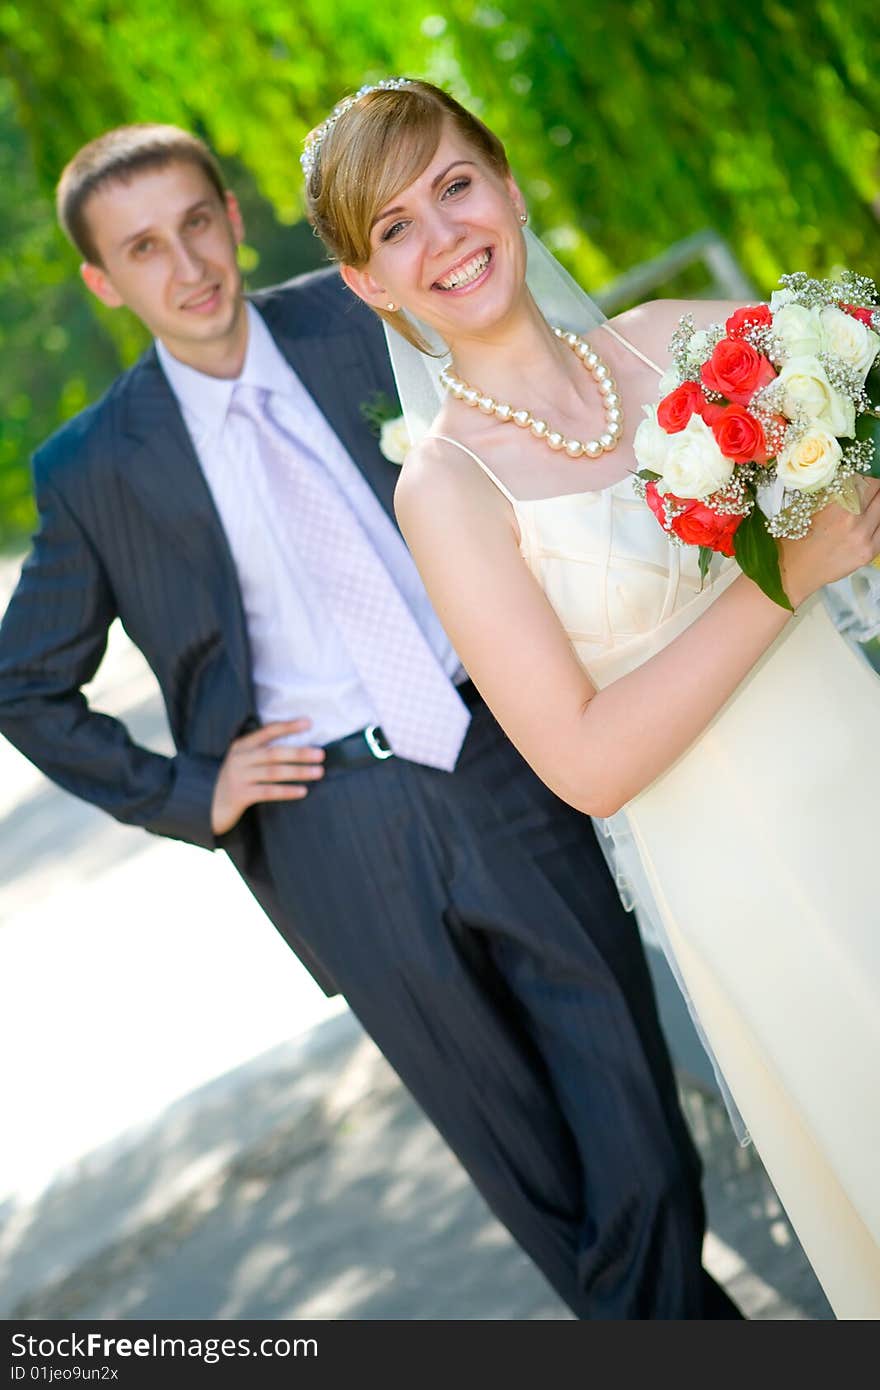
[599, 323, 664, 376]
[431, 434, 518, 505]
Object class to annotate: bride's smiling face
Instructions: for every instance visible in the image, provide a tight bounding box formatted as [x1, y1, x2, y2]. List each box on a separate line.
[341, 124, 528, 343]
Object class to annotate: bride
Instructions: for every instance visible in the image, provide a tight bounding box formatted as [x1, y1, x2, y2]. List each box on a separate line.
[304, 78, 880, 1318]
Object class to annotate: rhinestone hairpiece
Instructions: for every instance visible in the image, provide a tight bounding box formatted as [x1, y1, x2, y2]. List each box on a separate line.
[300, 78, 415, 182]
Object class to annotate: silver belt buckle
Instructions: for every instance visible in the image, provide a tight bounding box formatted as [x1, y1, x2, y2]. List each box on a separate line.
[364, 725, 394, 760]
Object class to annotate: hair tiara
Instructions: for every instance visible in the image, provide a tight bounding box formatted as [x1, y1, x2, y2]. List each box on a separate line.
[300, 78, 415, 182]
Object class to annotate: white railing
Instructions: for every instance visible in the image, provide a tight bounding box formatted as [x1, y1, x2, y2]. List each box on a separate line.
[594, 229, 757, 314]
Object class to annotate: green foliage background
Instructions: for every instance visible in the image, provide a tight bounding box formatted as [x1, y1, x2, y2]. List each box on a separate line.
[1, 0, 878, 547]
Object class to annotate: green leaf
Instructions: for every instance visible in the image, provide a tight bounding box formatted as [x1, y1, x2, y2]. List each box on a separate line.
[637, 469, 661, 482]
[359, 391, 399, 437]
[733, 508, 793, 611]
[697, 545, 713, 586]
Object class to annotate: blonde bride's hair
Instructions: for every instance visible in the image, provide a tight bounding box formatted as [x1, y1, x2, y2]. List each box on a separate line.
[304, 80, 511, 352]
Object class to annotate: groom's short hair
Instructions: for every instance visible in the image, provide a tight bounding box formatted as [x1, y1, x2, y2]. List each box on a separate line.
[57, 124, 226, 265]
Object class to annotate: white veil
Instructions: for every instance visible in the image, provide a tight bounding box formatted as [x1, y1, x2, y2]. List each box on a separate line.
[384, 227, 607, 446]
[383, 226, 750, 1142]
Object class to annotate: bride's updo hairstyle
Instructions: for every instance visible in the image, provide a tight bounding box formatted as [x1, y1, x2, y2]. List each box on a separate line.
[304, 79, 510, 350]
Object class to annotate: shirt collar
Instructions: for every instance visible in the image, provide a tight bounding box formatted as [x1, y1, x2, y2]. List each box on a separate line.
[156, 301, 295, 434]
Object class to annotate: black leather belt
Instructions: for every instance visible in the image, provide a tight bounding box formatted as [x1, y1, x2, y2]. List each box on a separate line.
[322, 679, 483, 772]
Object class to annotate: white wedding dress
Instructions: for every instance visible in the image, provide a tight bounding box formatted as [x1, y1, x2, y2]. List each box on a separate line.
[434, 328, 880, 1320]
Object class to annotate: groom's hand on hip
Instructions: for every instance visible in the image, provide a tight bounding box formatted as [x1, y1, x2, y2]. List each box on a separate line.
[210, 720, 325, 835]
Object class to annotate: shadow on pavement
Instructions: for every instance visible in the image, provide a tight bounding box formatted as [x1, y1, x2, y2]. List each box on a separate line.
[1, 1013, 833, 1321]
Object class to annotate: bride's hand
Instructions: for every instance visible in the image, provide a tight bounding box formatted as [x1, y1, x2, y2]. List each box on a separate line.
[779, 478, 880, 607]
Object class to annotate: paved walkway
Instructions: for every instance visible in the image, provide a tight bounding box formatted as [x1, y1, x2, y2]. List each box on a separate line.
[0, 1009, 832, 1321]
[0, 556, 833, 1320]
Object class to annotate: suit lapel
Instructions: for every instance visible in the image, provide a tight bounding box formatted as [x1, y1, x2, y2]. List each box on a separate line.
[257, 293, 403, 527]
[119, 350, 253, 696]
[116, 289, 402, 702]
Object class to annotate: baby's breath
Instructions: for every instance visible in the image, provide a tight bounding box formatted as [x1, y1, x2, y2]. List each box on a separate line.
[762, 329, 787, 368]
[753, 409, 788, 458]
[779, 269, 878, 309]
[819, 353, 866, 403]
[843, 438, 876, 474]
[751, 379, 787, 417]
[835, 270, 878, 305]
[745, 322, 775, 357]
[710, 472, 753, 517]
[669, 314, 696, 380]
[765, 491, 819, 540]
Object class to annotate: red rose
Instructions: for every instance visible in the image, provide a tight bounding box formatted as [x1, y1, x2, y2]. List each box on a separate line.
[699, 401, 725, 428]
[645, 481, 742, 557]
[645, 479, 668, 526]
[657, 380, 706, 433]
[839, 302, 874, 327]
[674, 501, 742, 555]
[725, 304, 773, 338]
[709, 403, 769, 464]
[700, 338, 777, 405]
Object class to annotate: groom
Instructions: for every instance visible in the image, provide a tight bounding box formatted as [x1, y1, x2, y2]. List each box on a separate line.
[0, 123, 740, 1319]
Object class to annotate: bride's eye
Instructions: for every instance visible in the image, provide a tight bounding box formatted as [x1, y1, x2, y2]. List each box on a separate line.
[443, 177, 471, 199]
[381, 219, 408, 242]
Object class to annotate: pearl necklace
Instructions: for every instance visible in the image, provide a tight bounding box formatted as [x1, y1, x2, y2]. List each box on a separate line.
[439, 327, 623, 459]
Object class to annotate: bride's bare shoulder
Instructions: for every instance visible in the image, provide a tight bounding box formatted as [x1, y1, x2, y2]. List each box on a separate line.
[396, 433, 471, 493]
[394, 433, 492, 527]
[609, 296, 759, 356]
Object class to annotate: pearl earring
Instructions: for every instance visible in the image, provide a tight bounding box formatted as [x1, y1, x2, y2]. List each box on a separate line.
[519, 212, 528, 224]
[386, 302, 397, 311]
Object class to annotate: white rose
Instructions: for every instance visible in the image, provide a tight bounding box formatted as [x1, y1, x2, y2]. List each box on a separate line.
[657, 367, 681, 396]
[632, 405, 671, 475]
[657, 413, 734, 500]
[818, 305, 880, 381]
[769, 288, 797, 312]
[378, 415, 411, 465]
[775, 425, 843, 492]
[756, 473, 787, 520]
[776, 355, 856, 437]
[772, 303, 823, 359]
[686, 329, 712, 366]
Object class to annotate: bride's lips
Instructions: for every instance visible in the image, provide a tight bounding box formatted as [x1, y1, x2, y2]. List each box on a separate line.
[180, 283, 222, 313]
[432, 247, 494, 295]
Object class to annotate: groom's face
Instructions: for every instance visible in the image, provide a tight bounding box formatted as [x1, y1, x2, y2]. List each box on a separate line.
[79, 161, 246, 368]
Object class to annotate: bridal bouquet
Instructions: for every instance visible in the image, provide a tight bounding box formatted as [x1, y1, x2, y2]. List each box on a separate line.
[633, 272, 880, 608]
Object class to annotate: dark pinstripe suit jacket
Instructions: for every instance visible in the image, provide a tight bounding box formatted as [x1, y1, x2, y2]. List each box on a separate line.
[0, 269, 403, 994]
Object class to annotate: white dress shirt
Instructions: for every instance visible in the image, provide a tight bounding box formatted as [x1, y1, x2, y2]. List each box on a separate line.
[157, 303, 462, 746]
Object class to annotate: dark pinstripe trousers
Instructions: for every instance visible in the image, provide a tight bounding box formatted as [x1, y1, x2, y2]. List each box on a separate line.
[258, 701, 737, 1319]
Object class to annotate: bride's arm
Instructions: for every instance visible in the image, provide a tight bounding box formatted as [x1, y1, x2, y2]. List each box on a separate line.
[396, 442, 880, 818]
[610, 297, 754, 354]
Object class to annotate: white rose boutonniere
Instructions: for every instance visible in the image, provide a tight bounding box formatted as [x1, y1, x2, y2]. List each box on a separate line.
[360, 390, 411, 465]
[378, 415, 411, 465]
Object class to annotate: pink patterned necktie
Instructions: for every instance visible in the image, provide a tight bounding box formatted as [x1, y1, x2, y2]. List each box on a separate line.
[227, 384, 471, 771]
